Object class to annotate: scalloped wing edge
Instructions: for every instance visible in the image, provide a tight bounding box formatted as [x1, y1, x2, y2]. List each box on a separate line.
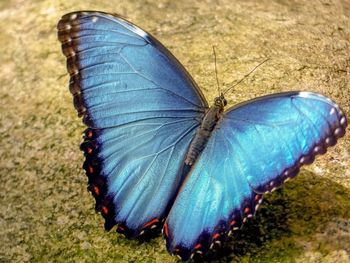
[162, 191, 263, 261]
[80, 128, 168, 238]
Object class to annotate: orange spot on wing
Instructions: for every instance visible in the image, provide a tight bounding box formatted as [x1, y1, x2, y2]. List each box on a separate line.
[102, 206, 108, 215]
[194, 243, 202, 250]
[88, 165, 94, 174]
[143, 218, 159, 228]
[87, 130, 93, 138]
[163, 223, 169, 237]
[87, 147, 93, 154]
[244, 207, 250, 214]
[213, 233, 220, 240]
[93, 186, 99, 196]
[230, 220, 236, 226]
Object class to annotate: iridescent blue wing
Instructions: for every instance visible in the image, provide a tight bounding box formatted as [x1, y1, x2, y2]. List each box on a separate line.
[164, 92, 347, 260]
[57, 11, 208, 237]
[223, 92, 347, 193]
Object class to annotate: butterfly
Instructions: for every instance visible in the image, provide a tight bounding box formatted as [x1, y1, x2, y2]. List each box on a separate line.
[57, 11, 348, 261]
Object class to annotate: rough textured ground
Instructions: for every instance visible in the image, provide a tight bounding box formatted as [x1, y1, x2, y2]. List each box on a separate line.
[0, 0, 349, 262]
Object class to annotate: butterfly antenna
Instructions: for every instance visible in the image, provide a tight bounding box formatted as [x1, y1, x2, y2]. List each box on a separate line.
[222, 58, 270, 96]
[212, 46, 221, 96]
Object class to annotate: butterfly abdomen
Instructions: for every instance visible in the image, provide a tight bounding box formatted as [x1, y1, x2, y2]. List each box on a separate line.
[185, 105, 223, 166]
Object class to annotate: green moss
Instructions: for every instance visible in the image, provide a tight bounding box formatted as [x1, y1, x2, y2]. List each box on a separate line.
[1, 0, 349, 262]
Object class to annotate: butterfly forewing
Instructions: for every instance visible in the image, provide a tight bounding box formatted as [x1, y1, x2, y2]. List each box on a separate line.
[57, 11, 208, 237]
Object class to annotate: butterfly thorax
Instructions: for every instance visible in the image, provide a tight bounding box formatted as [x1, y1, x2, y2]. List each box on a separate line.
[184, 95, 227, 166]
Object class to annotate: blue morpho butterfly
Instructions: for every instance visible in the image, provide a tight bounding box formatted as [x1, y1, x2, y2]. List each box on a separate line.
[57, 11, 348, 261]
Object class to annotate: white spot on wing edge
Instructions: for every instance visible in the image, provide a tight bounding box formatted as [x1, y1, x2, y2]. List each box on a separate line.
[334, 127, 344, 137]
[340, 116, 346, 125]
[70, 13, 77, 20]
[313, 146, 320, 153]
[67, 51, 76, 58]
[92, 16, 99, 23]
[325, 137, 332, 145]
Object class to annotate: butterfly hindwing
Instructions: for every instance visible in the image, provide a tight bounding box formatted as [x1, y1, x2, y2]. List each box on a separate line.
[82, 118, 200, 236]
[164, 92, 347, 260]
[223, 91, 347, 193]
[164, 127, 262, 260]
[57, 11, 208, 237]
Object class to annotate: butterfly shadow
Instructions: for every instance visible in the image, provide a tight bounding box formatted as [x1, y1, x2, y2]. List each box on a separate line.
[190, 170, 350, 262]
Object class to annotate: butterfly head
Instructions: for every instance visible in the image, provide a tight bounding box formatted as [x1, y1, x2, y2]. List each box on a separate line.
[214, 93, 227, 111]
